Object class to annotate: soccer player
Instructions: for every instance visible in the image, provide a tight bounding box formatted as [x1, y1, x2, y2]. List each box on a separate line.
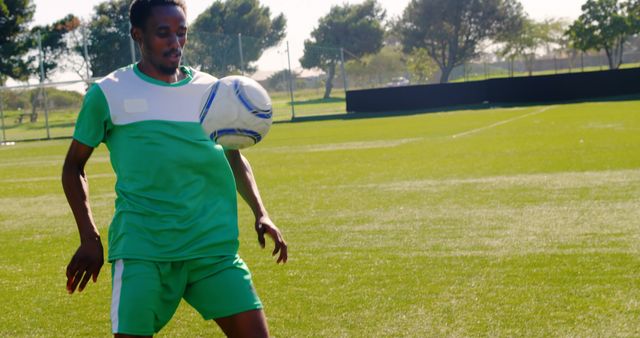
[61, 1, 287, 337]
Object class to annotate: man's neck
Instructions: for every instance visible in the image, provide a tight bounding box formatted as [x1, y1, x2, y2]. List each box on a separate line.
[137, 61, 185, 84]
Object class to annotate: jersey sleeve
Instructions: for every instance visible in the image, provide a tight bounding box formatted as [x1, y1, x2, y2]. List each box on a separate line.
[73, 84, 111, 147]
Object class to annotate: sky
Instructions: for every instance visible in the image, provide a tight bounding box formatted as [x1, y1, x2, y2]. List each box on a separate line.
[28, 0, 586, 81]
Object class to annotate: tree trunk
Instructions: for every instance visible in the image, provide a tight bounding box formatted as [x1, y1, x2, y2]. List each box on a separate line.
[30, 92, 38, 123]
[0, 87, 6, 141]
[615, 39, 625, 70]
[604, 47, 615, 70]
[324, 62, 336, 99]
[526, 54, 535, 76]
[30, 89, 40, 123]
[439, 66, 453, 83]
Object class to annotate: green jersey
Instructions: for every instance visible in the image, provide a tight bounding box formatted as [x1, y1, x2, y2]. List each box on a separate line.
[74, 64, 239, 262]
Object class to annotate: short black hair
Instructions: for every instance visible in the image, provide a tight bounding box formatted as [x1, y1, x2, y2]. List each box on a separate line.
[129, 0, 187, 29]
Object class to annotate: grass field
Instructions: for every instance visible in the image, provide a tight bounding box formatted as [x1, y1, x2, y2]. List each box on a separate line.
[1, 99, 639, 337]
[271, 88, 346, 120]
[0, 109, 79, 141]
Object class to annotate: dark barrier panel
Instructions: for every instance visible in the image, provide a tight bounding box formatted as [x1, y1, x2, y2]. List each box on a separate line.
[346, 80, 487, 113]
[346, 68, 640, 113]
[487, 68, 640, 103]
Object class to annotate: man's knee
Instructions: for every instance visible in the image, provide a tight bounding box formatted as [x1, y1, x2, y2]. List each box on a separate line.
[214, 309, 269, 338]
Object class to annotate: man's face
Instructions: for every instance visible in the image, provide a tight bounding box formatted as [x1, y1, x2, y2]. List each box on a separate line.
[133, 5, 187, 75]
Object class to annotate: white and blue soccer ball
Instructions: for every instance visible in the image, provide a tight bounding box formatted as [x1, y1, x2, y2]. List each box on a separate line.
[199, 76, 273, 149]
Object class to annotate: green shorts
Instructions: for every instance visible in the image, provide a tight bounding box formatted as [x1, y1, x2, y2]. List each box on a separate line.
[110, 255, 263, 335]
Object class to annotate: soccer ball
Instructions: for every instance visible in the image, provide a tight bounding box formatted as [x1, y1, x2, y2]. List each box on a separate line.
[199, 76, 273, 149]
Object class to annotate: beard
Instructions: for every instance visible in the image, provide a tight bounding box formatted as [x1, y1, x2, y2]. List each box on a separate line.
[157, 48, 182, 74]
[156, 63, 180, 75]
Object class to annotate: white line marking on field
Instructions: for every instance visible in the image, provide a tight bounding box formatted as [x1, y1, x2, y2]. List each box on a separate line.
[451, 106, 555, 139]
[261, 138, 423, 153]
[0, 172, 114, 183]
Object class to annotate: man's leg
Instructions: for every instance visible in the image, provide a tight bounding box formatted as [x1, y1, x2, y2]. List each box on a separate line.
[214, 309, 269, 338]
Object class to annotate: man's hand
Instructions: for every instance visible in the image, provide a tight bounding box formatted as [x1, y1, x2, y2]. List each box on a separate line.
[66, 236, 104, 294]
[255, 216, 288, 264]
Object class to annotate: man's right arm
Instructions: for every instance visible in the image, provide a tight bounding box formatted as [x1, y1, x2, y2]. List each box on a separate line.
[61, 139, 104, 294]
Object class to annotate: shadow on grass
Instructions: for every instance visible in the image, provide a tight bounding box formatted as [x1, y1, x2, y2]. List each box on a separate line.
[288, 97, 345, 106]
[49, 122, 76, 129]
[277, 93, 640, 124]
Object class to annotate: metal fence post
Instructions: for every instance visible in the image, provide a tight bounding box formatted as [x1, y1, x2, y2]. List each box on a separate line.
[238, 33, 245, 75]
[510, 58, 514, 77]
[129, 22, 136, 64]
[0, 90, 6, 142]
[340, 48, 348, 93]
[286, 42, 296, 120]
[37, 31, 51, 140]
[82, 23, 91, 80]
[463, 62, 467, 81]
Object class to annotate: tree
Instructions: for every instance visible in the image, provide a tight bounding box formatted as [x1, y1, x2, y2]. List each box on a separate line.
[345, 46, 408, 87]
[83, 0, 134, 77]
[399, 0, 524, 83]
[27, 15, 80, 122]
[265, 69, 299, 92]
[630, 0, 640, 32]
[406, 48, 437, 84]
[497, 17, 550, 75]
[300, 0, 386, 98]
[384, 16, 404, 48]
[62, 21, 93, 81]
[0, 0, 35, 85]
[31, 14, 81, 80]
[539, 18, 572, 56]
[187, 0, 286, 75]
[567, 0, 640, 70]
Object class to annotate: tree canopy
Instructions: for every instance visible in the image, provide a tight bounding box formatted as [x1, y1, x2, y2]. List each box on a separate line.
[300, 0, 386, 98]
[345, 46, 407, 87]
[567, 0, 640, 70]
[406, 47, 438, 84]
[265, 69, 299, 92]
[83, 0, 134, 77]
[187, 0, 286, 76]
[0, 0, 35, 84]
[631, 0, 640, 31]
[31, 14, 80, 80]
[399, 0, 524, 83]
[497, 18, 566, 75]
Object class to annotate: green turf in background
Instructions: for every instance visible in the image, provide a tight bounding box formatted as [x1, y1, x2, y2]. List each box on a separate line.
[1, 100, 639, 337]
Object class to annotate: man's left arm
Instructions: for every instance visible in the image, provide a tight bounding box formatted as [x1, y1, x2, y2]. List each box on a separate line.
[225, 150, 288, 264]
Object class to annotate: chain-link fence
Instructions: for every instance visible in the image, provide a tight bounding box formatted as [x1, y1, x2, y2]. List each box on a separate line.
[2, 23, 640, 143]
[268, 44, 349, 119]
[0, 81, 86, 142]
[347, 48, 640, 89]
[0, 28, 352, 142]
[448, 50, 640, 83]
